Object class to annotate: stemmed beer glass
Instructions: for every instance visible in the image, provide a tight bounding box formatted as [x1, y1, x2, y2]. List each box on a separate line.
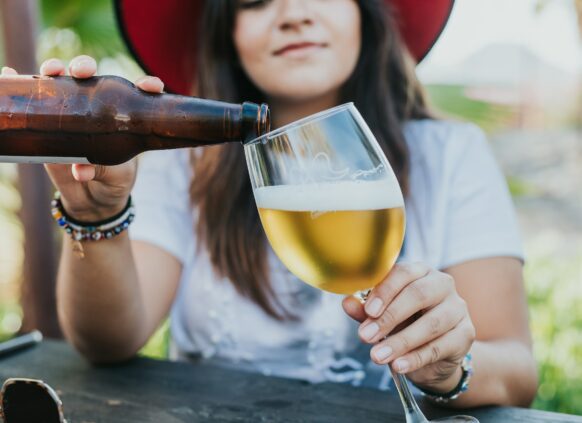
[244, 103, 477, 423]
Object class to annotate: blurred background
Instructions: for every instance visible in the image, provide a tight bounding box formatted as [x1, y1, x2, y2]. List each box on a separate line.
[0, 0, 580, 415]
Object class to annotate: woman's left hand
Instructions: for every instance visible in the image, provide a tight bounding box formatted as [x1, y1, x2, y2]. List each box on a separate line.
[343, 262, 476, 393]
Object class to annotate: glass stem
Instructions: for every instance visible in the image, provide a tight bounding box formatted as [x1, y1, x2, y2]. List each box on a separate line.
[389, 366, 429, 423]
[357, 289, 429, 422]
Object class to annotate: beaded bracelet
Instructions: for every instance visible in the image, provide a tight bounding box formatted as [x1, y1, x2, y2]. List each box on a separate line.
[51, 191, 135, 258]
[415, 352, 474, 404]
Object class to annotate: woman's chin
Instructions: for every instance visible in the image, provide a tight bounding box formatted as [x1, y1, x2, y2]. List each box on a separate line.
[267, 84, 340, 103]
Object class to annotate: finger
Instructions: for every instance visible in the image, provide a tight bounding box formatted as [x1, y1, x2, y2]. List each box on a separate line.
[364, 262, 430, 318]
[369, 298, 465, 365]
[68, 55, 97, 79]
[40, 58, 66, 76]
[392, 318, 475, 374]
[359, 271, 453, 343]
[135, 76, 164, 93]
[342, 296, 367, 322]
[72, 164, 96, 182]
[44, 164, 69, 189]
[1, 66, 18, 76]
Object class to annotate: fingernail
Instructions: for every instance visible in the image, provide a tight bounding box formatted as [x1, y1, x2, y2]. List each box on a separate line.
[1, 66, 17, 75]
[71, 58, 96, 74]
[360, 322, 379, 340]
[394, 359, 409, 373]
[374, 346, 393, 361]
[72, 59, 90, 71]
[365, 298, 383, 316]
[136, 76, 164, 92]
[147, 77, 164, 91]
[44, 58, 59, 67]
[152, 77, 164, 91]
[40, 61, 54, 74]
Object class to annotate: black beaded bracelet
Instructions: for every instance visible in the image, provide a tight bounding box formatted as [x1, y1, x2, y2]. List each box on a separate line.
[51, 191, 135, 258]
[62, 195, 133, 228]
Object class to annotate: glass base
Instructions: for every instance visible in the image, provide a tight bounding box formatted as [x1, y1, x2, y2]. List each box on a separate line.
[432, 416, 479, 422]
[354, 288, 371, 303]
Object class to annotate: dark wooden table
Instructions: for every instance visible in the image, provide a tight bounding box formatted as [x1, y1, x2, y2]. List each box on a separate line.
[0, 340, 580, 422]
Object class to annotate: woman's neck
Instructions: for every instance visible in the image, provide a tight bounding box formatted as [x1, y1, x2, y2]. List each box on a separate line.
[268, 92, 340, 128]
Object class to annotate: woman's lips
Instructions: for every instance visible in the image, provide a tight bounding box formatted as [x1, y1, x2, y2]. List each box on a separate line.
[273, 42, 327, 56]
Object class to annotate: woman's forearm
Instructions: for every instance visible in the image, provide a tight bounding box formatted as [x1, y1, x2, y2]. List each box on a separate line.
[56, 232, 148, 363]
[445, 339, 538, 408]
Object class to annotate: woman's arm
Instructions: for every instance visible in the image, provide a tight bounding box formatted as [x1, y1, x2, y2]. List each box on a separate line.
[343, 257, 538, 408]
[33, 55, 182, 364]
[443, 257, 538, 408]
[57, 235, 181, 364]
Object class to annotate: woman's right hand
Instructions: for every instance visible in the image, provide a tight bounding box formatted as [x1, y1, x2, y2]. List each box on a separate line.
[3, 55, 164, 222]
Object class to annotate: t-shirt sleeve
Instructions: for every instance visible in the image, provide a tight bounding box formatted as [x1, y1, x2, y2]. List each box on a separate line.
[440, 124, 524, 268]
[128, 148, 193, 264]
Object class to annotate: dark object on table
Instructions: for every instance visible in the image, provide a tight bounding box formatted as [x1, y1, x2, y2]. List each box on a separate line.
[0, 331, 42, 358]
[0, 378, 65, 423]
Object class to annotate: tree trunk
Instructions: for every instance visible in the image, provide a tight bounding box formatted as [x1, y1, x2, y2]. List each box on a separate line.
[0, 0, 62, 338]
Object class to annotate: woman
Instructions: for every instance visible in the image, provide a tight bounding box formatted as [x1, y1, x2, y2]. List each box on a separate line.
[9, 0, 537, 408]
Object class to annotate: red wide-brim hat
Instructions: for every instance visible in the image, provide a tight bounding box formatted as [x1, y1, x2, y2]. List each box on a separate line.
[114, 0, 454, 95]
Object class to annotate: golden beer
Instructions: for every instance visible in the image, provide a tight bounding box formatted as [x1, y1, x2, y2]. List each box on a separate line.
[255, 181, 405, 294]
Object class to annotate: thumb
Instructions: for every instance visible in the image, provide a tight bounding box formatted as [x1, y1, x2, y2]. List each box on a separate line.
[71, 164, 96, 182]
[342, 296, 367, 323]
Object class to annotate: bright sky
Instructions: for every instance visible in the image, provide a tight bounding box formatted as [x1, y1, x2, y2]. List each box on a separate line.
[418, 0, 582, 74]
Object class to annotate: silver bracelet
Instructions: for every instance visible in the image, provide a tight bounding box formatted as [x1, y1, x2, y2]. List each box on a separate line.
[415, 352, 474, 403]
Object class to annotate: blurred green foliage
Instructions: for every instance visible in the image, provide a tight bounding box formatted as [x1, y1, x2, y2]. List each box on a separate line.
[507, 177, 541, 198]
[425, 85, 516, 133]
[39, 0, 124, 59]
[140, 320, 170, 360]
[526, 250, 582, 414]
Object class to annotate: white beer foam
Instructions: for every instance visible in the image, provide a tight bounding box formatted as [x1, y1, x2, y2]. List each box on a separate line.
[254, 180, 404, 211]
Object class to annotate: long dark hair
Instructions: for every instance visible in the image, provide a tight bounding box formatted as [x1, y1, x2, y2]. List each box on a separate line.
[191, 0, 432, 319]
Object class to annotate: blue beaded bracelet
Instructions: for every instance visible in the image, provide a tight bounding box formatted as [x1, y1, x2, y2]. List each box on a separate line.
[51, 191, 135, 258]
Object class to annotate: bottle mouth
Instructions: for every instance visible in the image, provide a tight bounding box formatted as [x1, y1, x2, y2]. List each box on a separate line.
[241, 102, 271, 143]
[259, 103, 270, 138]
[244, 102, 353, 146]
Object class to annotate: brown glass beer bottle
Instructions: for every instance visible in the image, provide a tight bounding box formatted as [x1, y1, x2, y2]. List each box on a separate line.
[0, 75, 270, 165]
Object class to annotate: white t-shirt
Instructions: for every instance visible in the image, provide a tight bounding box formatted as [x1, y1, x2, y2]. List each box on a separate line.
[129, 119, 523, 389]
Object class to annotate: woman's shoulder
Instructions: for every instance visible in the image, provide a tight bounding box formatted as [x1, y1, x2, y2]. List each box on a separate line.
[403, 118, 487, 155]
[402, 118, 500, 197]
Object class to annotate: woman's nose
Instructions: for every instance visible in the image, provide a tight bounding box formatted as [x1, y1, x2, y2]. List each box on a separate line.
[277, 0, 313, 31]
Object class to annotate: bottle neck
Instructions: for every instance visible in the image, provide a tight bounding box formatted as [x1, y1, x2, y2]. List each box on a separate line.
[144, 96, 270, 145]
